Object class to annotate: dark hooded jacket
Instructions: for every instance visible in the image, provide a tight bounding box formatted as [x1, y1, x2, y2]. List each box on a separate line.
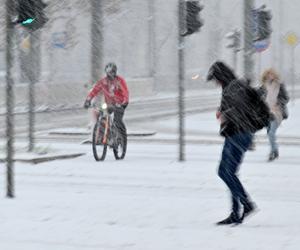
[207, 62, 270, 137]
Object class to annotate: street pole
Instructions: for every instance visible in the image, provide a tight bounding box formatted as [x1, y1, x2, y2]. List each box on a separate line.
[89, 0, 104, 130]
[5, 0, 15, 198]
[148, 0, 156, 80]
[207, 0, 221, 68]
[91, 0, 103, 84]
[243, 0, 255, 81]
[148, 0, 157, 93]
[178, 0, 185, 162]
[28, 30, 40, 152]
[226, 29, 241, 72]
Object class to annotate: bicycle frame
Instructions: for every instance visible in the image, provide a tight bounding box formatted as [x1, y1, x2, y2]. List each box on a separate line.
[96, 103, 115, 146]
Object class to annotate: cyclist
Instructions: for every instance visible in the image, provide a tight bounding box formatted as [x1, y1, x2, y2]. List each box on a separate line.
[84, 63, 129, 137]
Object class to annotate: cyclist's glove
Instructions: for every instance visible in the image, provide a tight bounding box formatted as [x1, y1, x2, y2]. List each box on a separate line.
[122, 103, 128, 109]
[84, 99, 91, 109]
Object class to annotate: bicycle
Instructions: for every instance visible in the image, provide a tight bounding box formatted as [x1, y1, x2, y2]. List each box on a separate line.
[92, 103, 127, 161]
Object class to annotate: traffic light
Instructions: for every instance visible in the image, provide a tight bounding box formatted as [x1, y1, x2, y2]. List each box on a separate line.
[182, 1, 204, 36]
[16, 0, 48, 31]
[226, 29, 241, 52]
[256, 9, 272, 41]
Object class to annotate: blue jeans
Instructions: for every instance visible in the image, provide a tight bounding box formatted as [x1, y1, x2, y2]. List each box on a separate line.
[218, 132, 253, 216]
[267, 120, 279, 153]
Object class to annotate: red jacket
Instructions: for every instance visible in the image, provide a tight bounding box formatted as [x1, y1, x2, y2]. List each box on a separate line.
[87, 76, 129, 105]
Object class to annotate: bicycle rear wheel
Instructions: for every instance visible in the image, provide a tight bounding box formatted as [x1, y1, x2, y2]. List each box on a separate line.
[92, 119, 107, 161]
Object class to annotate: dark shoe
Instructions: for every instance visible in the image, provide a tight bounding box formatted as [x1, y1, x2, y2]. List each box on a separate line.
[268, 151, 279, 161]
[241, 202, 256, 221]
[216, 212, 241, 225]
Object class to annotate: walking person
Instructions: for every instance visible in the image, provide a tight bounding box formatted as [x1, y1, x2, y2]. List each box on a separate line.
[207, 61, 270, 225]
[259, 69, 290, 161]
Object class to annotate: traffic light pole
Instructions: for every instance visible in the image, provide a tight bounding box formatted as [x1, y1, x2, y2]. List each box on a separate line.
[5, 0, 15, 198]
[28, 30, 40, 152]
[178, 0, 185, 162]
[243, 0, 255, 81]
[226, 29, 241, 72]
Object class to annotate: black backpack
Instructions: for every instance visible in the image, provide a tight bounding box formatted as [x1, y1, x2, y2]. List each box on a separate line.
[219, 80, 271, 137]
[245, 85, 271, 132]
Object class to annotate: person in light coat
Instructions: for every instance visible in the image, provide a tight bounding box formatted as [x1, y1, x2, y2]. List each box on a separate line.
[259, 69, 290, 161]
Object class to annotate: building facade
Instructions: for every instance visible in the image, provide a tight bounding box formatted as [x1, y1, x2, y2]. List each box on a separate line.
[4, 0, 295, 107]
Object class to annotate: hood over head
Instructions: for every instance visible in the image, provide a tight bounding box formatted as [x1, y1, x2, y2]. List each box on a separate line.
[207, 61, 237, 87]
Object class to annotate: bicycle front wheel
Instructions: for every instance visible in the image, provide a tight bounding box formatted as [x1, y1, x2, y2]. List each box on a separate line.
[113, 128, 127, 160]
[92, 119, 107, 161]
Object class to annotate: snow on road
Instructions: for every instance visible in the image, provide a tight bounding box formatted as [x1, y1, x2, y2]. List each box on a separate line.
[0, 101, 300, 250]
[1, 141, 300, 250]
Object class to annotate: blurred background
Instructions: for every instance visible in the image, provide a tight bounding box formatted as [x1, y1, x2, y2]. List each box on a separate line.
[1, 0, 300, 161]
[0, 0, 299, 108]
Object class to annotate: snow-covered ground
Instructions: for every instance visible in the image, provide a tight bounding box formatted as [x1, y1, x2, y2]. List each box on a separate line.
[0, 101, 300, 250]
[142, 99, 300, 139]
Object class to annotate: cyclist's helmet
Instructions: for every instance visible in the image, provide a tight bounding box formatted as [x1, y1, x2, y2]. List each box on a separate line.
[105, 62, 117, 80]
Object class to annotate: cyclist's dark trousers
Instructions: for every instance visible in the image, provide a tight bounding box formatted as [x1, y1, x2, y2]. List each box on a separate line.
[114, 104, 127, 137]
[218, 132, 252, 216]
